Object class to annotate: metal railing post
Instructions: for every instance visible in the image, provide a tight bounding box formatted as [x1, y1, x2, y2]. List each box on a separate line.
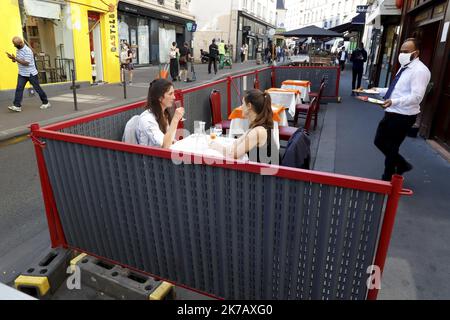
[71, 67, 78, 111]
[367, 174, 404, 300]
[122, 67, 127, 99]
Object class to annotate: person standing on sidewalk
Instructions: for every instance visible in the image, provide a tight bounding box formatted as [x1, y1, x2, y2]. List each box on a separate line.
[350, 42, 367, 95]
[169, 42, 180, 82]
[240, 45, 245, 63]
[120, 42, 134, 85]
[339, 47, 348, 71]
[208, 39, 219, 75]
[218, 40, 226, 69]
[373, 38, 431, 181]
[179, 42, 191, 82]
[6, 36, 50, 112]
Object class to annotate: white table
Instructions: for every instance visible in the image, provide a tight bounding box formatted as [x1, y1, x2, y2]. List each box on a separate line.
[170, 135, 248, 160]
[267, 91, 301, 118]
[280, 84, 311, 103]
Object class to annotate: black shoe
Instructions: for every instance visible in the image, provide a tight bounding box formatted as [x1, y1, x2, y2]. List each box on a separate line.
[351, 92, 356, 96]
[397, 162, 413, 175]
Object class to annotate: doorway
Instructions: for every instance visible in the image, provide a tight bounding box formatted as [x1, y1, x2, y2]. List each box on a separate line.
[433, 53, 450, 148]
[88, 12, 104, 82]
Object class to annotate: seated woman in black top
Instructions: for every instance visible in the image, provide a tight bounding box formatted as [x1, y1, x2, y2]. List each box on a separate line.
[209, 89, 279, 165]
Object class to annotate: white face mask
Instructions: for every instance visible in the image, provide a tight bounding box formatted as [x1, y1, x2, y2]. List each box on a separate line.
[398, 51, 416, 66]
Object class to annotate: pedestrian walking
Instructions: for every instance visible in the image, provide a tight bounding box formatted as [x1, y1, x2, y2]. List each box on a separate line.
[6, 36, 50, 112]
[240, 45, 245, 63]
[350, 42, 368, 94]
[372, 38, 431, 181]
[169, 42, 180, 82]
[218, 40, 226, 69]
[179, 42, 191, 82]
[208, 39, 219, 75]
[120, 42, 134, 84]
[339, 47, 348, 71]
[244, 43, 249, 62]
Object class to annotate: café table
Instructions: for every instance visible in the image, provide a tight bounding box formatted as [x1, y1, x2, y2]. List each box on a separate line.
[170, 134, 248, 161]
[280, 80, 311, 103]
[266, 88, 302, 117]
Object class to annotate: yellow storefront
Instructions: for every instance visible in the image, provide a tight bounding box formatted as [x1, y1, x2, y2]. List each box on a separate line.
[0, 0, 120, 93]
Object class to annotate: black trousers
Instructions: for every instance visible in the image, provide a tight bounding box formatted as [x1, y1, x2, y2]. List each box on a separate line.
[170, 58, 179, 80]
[339, 61, 345, 71]
[374, 112, 417, 179]
[208, 57, 217, 74]
[352, 68, 363, 89]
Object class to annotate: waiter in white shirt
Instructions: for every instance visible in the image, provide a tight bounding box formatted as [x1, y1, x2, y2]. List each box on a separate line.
[373, 38, 431, 181]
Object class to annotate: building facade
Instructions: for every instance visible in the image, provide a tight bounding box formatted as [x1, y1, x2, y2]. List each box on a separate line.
[361, 0, 402, 88]
[395, 0, 450, 149]
[190, 0, 277, 61]
[285, 0, 369, 31]
[117, 0, 195, 65]
[0, 0, 121, 94]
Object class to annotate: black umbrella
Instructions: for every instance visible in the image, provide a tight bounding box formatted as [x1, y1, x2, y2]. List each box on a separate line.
[283, 25, 343, 38]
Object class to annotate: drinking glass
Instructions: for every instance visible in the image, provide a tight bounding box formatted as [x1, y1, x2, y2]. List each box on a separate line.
[173, 100, 186, 122]
[209, 127, 217, 140]
[214, 124, 223, 137]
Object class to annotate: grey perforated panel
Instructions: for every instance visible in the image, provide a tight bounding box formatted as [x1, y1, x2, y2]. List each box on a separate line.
[258, 69, 273, 91]
[60, 107, 146, 140]
[43, 139, 386, 300]
[274, 68, 339, 97]
[183, 81, 228, 133]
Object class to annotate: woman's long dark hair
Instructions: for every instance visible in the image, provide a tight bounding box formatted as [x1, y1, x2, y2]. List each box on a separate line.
[147, 79, 174, 134]
[244, 89, 274, 130]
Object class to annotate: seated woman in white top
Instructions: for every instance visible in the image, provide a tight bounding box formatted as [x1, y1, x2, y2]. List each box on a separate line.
[136, 79, 184, 148]
[209, 89, 279, 165]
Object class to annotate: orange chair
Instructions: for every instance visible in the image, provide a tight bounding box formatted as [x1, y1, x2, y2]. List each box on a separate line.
[293, 83, 324, 130]
[209, 90, 231, 135]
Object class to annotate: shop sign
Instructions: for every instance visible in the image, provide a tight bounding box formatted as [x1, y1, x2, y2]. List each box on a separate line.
[24, 0, 61, 20]
[186, 22, 197, 32]
[109, 12, 117, 52]
[356, 5, 369, 13]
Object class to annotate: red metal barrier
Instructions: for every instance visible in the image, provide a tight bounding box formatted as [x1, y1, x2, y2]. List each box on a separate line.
[32, 66, 412, 300]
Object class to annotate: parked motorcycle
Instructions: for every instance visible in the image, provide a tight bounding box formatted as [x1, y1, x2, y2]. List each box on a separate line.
[200, 49, 209, 64]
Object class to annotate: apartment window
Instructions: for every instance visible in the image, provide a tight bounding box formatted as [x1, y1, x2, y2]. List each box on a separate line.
[251, 0, 255, 12]
[157, 0, 164, 5]
[175, 0, 180, 10]
[243, 0, 248, 9]
[257, 3, 261, 17]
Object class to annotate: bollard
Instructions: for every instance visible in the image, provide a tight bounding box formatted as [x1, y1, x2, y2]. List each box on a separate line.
[122, 67, 127, 99]
[70, 69, 79, 111]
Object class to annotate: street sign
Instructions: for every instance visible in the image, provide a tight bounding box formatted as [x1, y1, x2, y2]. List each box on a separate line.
[356, 5, 369, 13]
[186, 22, 197, 32]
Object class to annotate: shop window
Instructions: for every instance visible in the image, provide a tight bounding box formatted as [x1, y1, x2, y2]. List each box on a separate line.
[21, 5, 75, 85]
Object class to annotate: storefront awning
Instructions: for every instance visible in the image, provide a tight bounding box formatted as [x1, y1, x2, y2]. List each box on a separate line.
[329, 17, 365, 34]
[23, 0, 61, 20]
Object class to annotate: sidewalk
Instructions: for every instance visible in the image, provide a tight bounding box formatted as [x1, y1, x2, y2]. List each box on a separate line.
[314, 68, 450, 299]
[0, 60, 273, 142]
